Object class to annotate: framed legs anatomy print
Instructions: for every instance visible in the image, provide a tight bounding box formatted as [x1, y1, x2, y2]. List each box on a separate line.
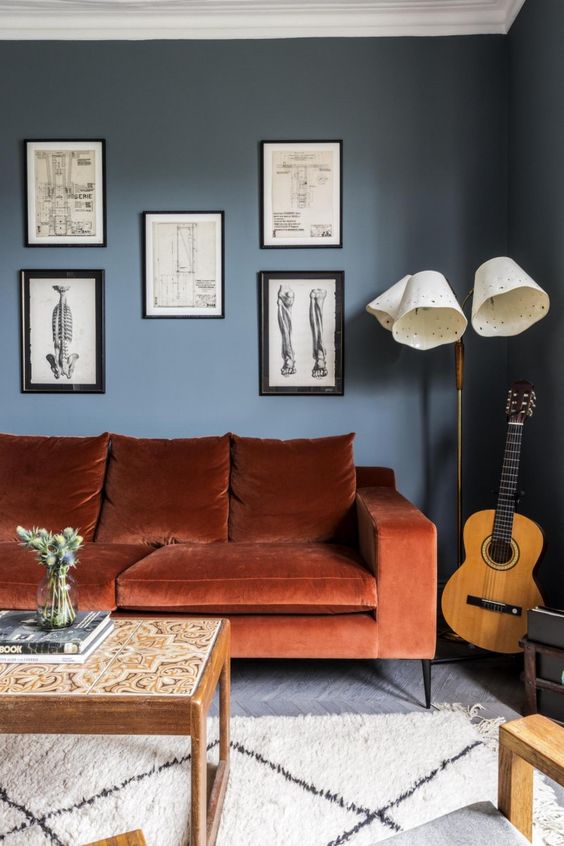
[21, 269, 105, 393]
[259, 271, 344, 396]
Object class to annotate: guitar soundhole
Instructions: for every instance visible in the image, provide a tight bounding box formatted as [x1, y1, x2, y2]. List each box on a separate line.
[488, 540, 513, 565]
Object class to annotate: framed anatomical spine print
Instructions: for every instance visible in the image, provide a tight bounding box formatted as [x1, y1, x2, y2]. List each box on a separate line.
[25, 140, 106, 247]
[259, 271, 344, 396]
[261, 140, 342, 248]
[143, 211, 224, 318]
[21, 270, 105, 393]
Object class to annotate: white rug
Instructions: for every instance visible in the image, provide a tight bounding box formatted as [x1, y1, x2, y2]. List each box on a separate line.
[0, 706, 562, 846]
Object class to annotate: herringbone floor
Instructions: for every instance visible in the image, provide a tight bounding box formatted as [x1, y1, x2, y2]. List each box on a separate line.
[214, 650, 523, 721]
[215, 648, 564, 805]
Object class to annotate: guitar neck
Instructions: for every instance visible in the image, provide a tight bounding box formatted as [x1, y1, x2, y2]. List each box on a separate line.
[492, 421, 524, 542]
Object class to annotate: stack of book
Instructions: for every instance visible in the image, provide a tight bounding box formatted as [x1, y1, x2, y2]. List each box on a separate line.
[0, 610, 113, 664]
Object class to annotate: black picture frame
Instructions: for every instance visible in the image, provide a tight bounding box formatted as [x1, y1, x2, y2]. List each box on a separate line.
[260, 140, 343, 249]
[21, 269, 105, 393]
[24, 139, 107, 247]
[259, 270, 344, 396]
[143, 211, 225, 319]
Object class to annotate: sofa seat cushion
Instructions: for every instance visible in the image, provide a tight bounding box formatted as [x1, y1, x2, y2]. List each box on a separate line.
[0, 433, 109, 542]
[96, 434, 230, 545]
[0, 543, 151, 611]
[229, 434, 357, 543]
[117, 543, 377, 614]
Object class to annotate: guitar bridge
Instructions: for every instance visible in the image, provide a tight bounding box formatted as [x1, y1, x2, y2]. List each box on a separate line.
[466, 595, 522, 616]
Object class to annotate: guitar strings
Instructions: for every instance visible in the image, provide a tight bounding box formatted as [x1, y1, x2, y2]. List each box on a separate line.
[485, 422, 522, 600]
[490, 423, 521, 598]
[486, 423, 513, 597]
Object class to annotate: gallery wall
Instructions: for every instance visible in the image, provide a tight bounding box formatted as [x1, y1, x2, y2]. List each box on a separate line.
[0, 37, 509, 578]
[508, 0, 564, 605]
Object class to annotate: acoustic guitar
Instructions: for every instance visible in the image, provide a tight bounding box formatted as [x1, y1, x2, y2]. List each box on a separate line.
[441, 381, 545, 654]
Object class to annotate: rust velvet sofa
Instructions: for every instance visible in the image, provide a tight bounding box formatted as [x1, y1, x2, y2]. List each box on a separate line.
[0, 431, 437, 702]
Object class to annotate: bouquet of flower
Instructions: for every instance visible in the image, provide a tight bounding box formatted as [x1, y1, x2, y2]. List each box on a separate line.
[16, 526, 83, 629]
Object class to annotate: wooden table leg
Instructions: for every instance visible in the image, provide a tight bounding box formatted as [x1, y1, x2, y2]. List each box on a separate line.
[191, 703, 207, 846]
[191, 624, 231, 846]
[206, 651, 231, 846]
[220, 651, 230, 766]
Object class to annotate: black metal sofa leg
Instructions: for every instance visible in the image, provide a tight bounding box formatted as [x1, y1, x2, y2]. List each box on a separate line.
[421, 659, 431, 709]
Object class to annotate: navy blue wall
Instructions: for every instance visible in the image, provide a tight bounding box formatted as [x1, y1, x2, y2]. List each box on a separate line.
[0, 38, 509, 577]
[509, 0, 564, 605]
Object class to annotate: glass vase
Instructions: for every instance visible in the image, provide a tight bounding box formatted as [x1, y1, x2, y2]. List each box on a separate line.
[37, 567, 78, 629]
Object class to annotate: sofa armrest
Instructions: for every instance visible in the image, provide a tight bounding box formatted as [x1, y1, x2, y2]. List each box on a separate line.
[356, 486, 437, 658]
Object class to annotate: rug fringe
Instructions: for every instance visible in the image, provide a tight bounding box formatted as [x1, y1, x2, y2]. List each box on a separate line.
[534, 775, 564, 846]
[435, 703, 564, 845]
[434, 702, 503, 750]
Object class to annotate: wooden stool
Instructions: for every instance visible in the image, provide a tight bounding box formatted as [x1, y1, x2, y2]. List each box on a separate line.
[83, 831, 147, 846]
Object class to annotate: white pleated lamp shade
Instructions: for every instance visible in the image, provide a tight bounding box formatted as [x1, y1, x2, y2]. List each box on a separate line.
[390, 271, 467, 350]
[366, 275, 410, 331]
[472, 257, 550, 337]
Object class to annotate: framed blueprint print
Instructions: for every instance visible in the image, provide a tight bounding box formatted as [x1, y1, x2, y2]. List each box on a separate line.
[259, 271, 344, 396]
[21, 269, 105, 393]
[143, 211, 225, 318]
[261, 140, 342, 248]
[25, 140, 106, 246]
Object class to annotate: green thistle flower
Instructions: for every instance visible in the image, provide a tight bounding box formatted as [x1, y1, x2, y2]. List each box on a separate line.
[17, 526, 83, 571]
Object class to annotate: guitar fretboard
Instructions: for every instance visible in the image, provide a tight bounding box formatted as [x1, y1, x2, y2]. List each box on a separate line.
[492, 421, 523, 543]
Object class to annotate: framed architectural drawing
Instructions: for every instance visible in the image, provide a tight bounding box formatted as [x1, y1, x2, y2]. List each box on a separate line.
[143, 211, 225, 318]
[25, 140, 106, 247]
[260, 140, 342, 248]
[21, 269, 105, 393]
[259, 271, 344, 395]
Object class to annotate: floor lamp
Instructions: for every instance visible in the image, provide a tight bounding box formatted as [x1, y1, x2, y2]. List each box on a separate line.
[366, 256, 550, 570]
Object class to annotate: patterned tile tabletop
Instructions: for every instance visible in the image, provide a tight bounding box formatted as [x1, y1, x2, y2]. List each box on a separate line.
[0, 618, 222, 698]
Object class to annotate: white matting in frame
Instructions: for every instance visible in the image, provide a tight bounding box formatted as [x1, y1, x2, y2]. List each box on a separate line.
[25, 140, 106, 246]
[144, 211, 224, 318]
[260, 271, 344, 395]
[21, 269, 105, 393]
[261, 141, 342, 248]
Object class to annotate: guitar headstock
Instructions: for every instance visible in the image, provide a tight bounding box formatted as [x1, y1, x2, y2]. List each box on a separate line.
[506, 380, 536, 423]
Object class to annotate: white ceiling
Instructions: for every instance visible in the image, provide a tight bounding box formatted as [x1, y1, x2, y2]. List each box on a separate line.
[0, 0, 527, 40]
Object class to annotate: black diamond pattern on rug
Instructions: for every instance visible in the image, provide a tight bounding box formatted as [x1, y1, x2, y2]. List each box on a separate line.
[0, 735, 483, 846]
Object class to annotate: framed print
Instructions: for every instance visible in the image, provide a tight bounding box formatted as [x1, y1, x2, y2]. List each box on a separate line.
[261, 140, 342, 248]
[21, 269, 105, 393]
[25, 140, 106, 247]
[143, 211, 224, 318]
[259, 271, 344, 396]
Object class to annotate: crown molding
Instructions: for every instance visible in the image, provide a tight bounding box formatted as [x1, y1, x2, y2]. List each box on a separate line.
[0, 0, 528, 41]
[504, 0, 527, 30]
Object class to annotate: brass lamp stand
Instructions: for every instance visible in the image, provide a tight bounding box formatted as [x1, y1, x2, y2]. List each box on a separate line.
[455, 336, 464, 569]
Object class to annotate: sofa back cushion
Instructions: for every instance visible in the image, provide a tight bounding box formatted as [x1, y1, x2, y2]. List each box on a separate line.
[229, 433, 356, 543]
[96, 434, 230, 545]
[0, 432, 109, 542]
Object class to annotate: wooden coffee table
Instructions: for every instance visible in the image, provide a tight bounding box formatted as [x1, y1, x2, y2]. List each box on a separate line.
[0, 617, 230, 846]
